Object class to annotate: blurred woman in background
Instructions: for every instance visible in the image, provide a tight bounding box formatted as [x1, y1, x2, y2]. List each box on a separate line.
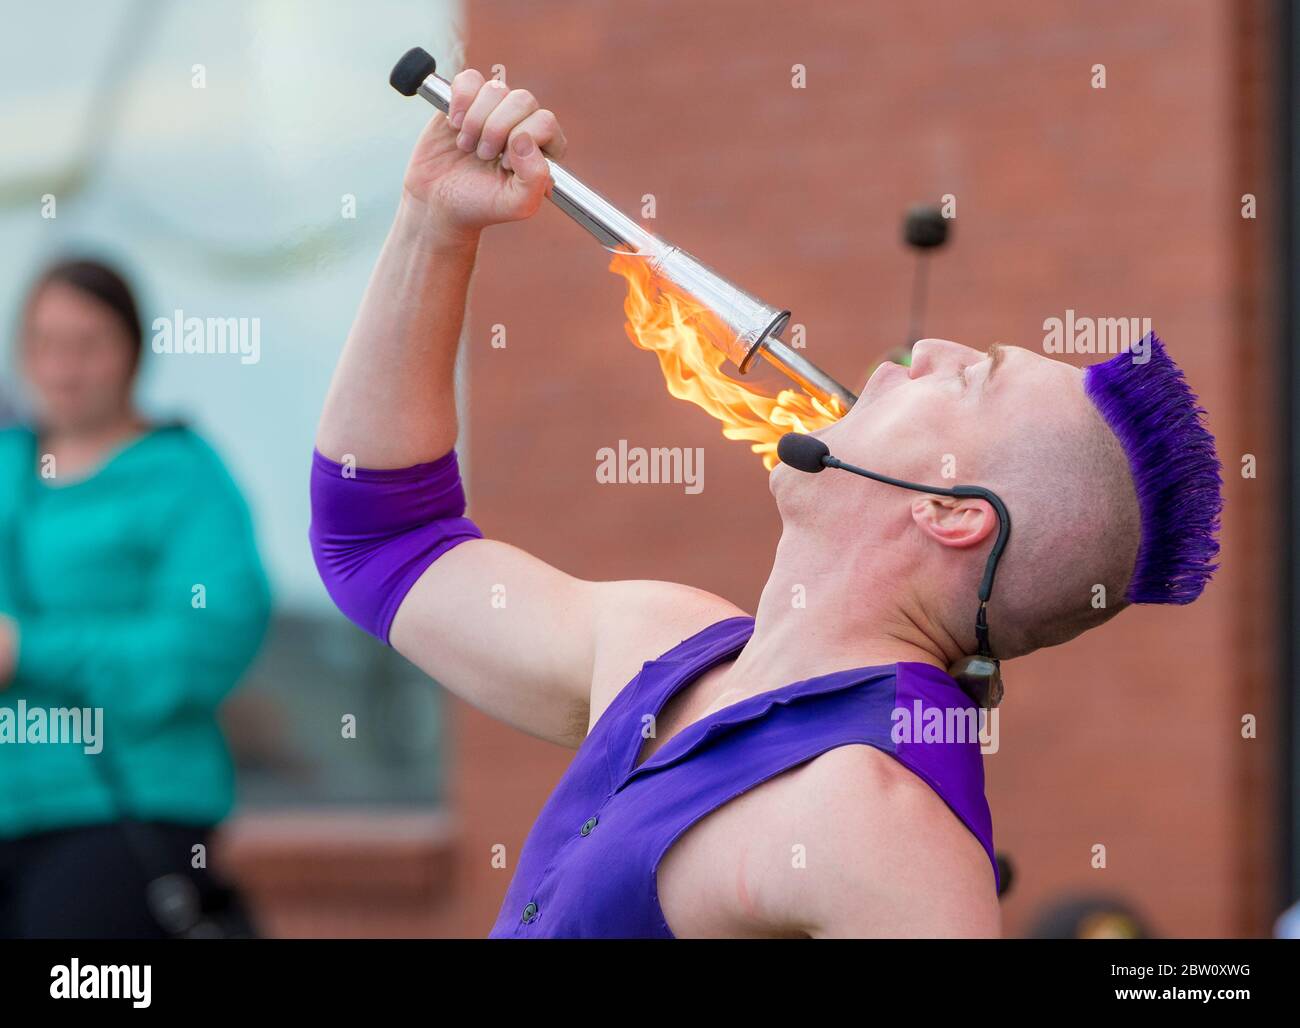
[0, 258, 270, 938]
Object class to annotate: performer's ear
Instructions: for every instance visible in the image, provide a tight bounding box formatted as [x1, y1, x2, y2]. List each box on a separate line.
[910, 495, 998, 549]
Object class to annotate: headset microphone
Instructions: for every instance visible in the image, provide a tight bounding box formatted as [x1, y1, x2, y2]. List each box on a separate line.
[776, 432, 1011, 708]
[775, 432, 833, 473]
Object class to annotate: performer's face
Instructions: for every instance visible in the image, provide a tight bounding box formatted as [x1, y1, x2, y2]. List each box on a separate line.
[770, 338, 1088, 520]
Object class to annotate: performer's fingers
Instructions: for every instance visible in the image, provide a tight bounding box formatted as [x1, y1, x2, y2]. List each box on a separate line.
[495, 132, 552, 220]
[456, 78, 510, 154]
[446, 68, 486, 130]
[501, 108, 566, 171]
[479, 89, 541, 163]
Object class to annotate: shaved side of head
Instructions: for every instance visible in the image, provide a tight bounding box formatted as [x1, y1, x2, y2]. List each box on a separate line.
[976, 392, 1141, 658]
[972, 335, 1221, 659]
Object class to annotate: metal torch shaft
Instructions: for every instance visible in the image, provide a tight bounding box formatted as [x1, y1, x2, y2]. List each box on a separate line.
[758, 340, 858, 412]
[412, 70, 858, 411]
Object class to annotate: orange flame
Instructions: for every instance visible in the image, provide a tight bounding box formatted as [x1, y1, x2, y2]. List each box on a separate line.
[609, 252, 846, 470]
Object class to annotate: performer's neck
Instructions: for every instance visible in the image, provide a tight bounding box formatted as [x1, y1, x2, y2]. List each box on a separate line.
[731, 525, 966, 690]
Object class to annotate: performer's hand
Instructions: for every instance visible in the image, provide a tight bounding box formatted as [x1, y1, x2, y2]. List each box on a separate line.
[401, 70, 567, 243]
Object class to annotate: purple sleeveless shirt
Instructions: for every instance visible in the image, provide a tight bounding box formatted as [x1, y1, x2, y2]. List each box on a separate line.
[489, 616, 997, 938]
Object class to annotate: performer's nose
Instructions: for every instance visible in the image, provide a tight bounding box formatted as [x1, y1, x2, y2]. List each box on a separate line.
[909, 338, 980, 378]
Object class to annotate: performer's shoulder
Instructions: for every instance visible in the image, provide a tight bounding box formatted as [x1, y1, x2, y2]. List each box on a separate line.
[749, 745, 1000, 935]
[587, 581, 747, 718]
[597, 579, 746, 649]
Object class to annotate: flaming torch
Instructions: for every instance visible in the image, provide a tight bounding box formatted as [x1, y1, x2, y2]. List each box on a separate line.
[391, 47, 859, 466]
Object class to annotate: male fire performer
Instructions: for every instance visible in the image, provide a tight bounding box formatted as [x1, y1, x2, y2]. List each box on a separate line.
[310, 71, 1222, 937]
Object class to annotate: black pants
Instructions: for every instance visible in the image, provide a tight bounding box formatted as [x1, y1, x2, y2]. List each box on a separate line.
[0, 820, 221, 939]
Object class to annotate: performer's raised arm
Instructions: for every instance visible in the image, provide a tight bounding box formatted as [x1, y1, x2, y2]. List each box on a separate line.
[312, 71, 738, 747]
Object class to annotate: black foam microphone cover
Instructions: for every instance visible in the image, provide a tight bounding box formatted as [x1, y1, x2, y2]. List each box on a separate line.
[777, 433, 830, 474]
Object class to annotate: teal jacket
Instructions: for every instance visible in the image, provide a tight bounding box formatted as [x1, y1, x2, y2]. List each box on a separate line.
[0, 424, 270, 838]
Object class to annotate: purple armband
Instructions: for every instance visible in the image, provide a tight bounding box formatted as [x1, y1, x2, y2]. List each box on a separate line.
[309, 448, 483, 643]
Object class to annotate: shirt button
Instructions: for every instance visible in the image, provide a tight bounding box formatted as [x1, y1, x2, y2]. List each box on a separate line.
[580, 816, 599, 836]
[521, 901, 539, 924]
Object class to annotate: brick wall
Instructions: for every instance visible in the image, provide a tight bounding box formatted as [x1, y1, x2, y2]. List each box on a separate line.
[431, 0, 1282, 937]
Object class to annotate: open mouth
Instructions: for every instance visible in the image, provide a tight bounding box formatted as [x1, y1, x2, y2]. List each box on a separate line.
[608, 252, 847, 469]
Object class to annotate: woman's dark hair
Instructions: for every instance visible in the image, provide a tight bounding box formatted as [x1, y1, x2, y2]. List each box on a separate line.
[28, 257, 144, 370]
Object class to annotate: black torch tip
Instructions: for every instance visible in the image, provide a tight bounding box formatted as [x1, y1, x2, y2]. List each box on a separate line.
[391, 47, 438, 96]
[777, 433, 830, 474]
[903, 204, 949, 249]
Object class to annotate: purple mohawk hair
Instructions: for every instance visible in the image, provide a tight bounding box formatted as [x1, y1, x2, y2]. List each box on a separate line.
[1082, 333, 1223, 604]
